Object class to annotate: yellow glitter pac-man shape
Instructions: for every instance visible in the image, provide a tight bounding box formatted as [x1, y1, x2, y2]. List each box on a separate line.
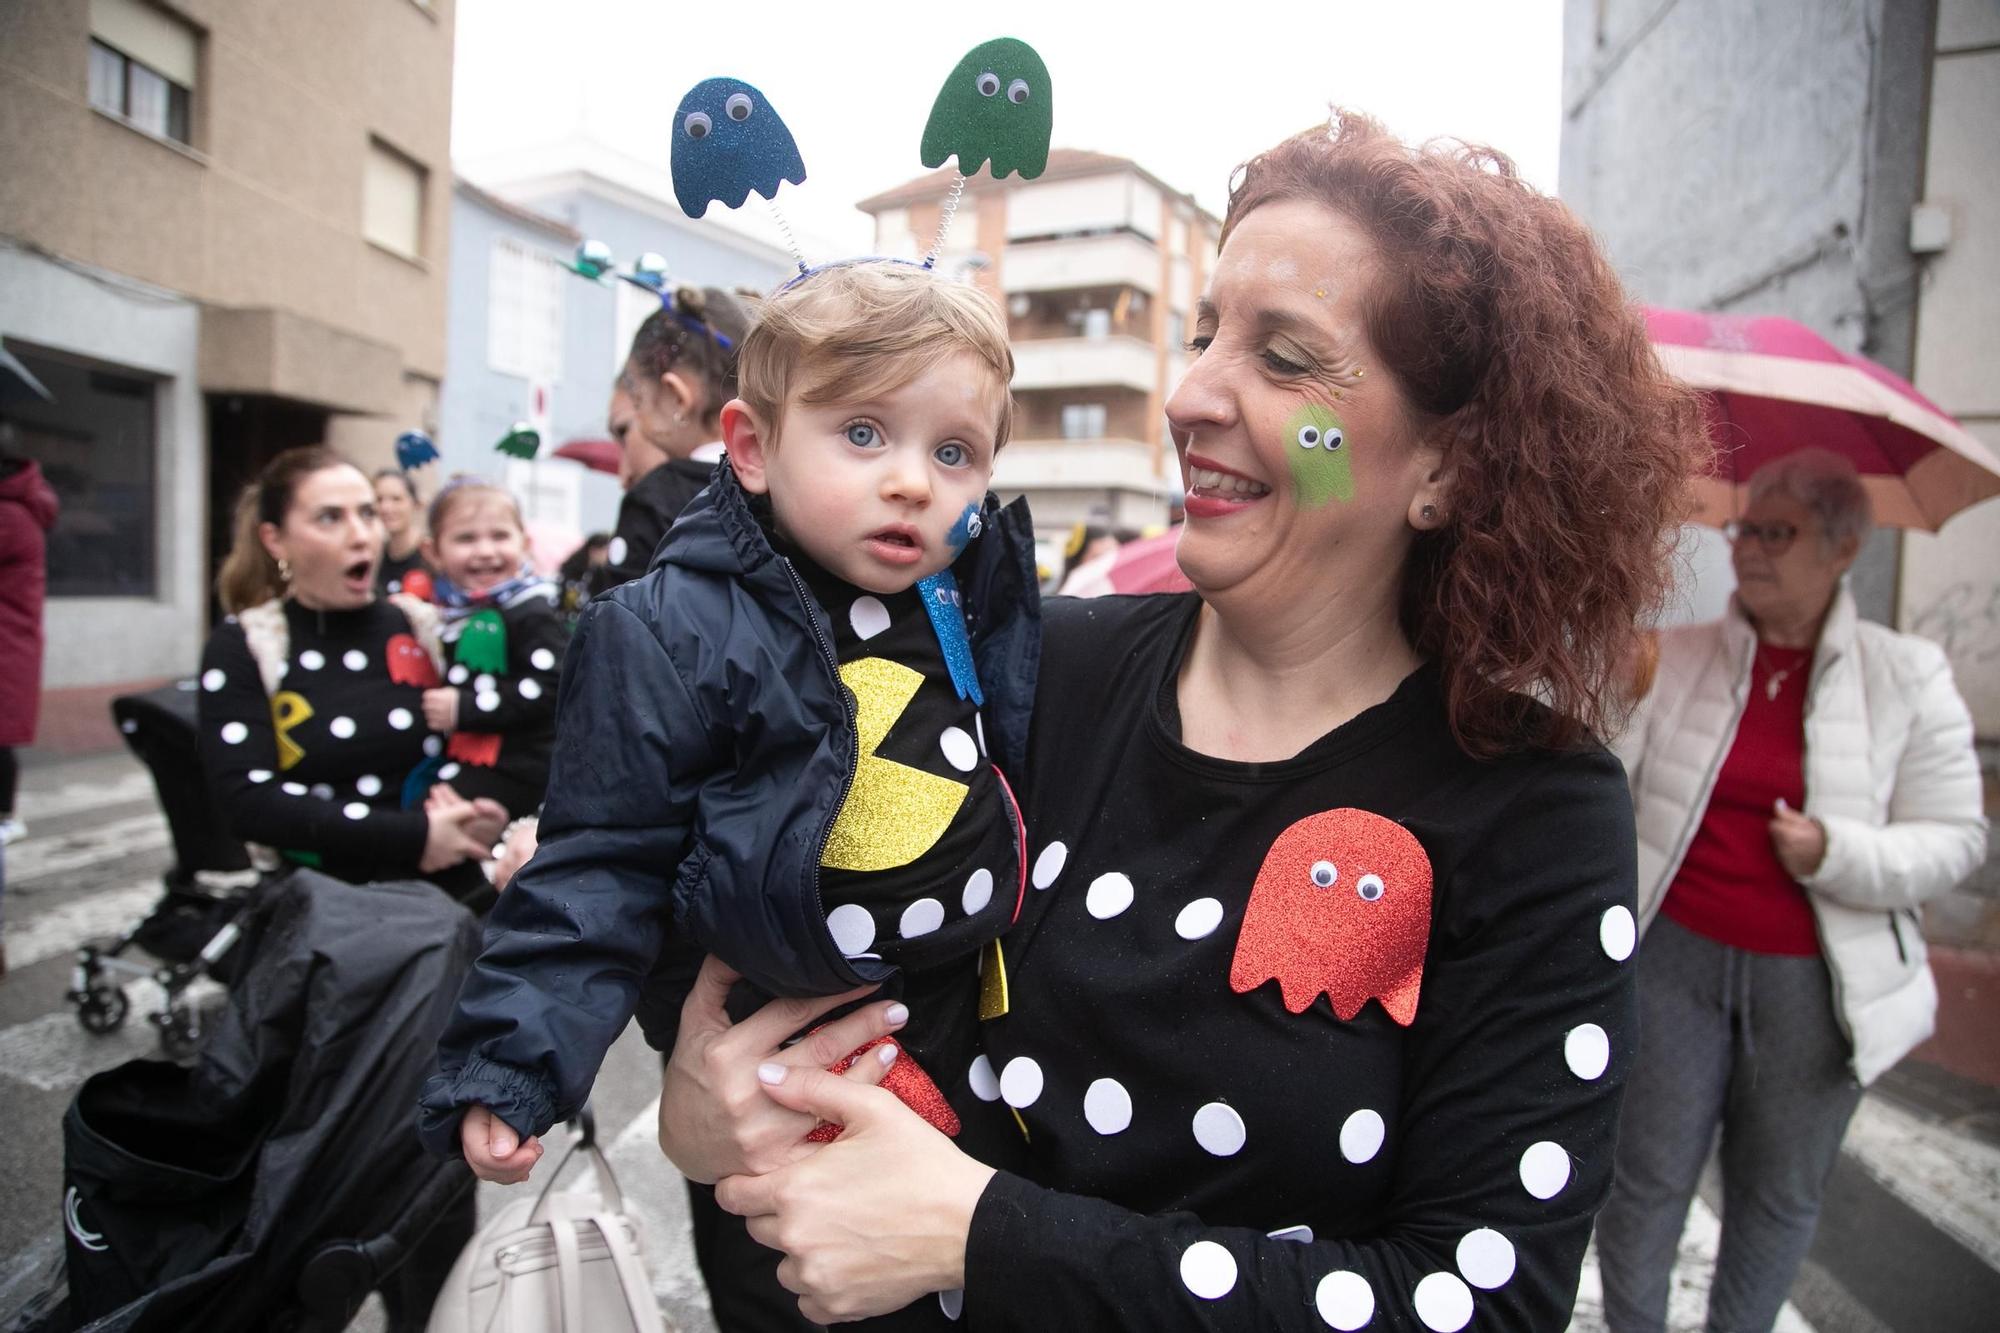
[271, 690, 314, 771]
[822, 657, 969, 872]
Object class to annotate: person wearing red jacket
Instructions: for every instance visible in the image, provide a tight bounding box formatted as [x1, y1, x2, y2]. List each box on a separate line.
[0, 450, 58, 977]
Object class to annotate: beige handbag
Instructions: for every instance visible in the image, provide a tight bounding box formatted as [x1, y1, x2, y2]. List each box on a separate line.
[425, 1117, 665, 1333]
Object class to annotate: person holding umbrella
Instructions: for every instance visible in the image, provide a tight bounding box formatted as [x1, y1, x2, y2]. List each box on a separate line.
[1597, 447, 1988, 1332]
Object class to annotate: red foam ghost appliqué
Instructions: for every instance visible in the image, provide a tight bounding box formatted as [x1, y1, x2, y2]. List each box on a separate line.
[385, 633, 440, 688]
[804, 1035, 961, 1142]
[446, 731, 503, 766]
[1229, 808, 1434, 1025]
[400, 569, 436, 603]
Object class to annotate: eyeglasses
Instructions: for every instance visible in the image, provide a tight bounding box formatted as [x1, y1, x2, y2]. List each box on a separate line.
[1723, 519, 1800, 555]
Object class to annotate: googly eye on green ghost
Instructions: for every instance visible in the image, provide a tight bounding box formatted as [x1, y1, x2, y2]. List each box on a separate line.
[921, 37, 1053, 180]
[1285, 404, 1354, 507]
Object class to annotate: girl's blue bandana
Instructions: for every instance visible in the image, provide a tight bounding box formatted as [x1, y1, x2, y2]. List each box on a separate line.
[433, 560, 554, 627]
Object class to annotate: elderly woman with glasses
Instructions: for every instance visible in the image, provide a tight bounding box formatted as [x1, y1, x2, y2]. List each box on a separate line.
[1596, 447, 1988, 1332]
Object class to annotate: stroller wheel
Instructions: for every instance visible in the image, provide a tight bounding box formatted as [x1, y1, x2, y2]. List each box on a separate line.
[77, 986, 130, 1035]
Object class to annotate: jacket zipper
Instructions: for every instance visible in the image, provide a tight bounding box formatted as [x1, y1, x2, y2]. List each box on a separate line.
[784, 559, 863, 981]
[1887, 912, 1909, 965]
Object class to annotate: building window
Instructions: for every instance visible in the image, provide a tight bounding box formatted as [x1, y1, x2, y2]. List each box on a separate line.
[88, 0, 198, 146]
[364, 138, 427, 259]
[1167, 312, 1186, 352]
[87, 42, 193, 145]
[1061, 403, 1107, 440]
[0, 346, 157, 598]
[487, 238, 566, 383]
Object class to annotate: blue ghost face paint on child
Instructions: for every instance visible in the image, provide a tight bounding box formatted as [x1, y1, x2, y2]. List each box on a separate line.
[670, 77, 807, 218]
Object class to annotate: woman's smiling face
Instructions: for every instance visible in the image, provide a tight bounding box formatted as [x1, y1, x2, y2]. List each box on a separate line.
[1166, 199, 1447, 605]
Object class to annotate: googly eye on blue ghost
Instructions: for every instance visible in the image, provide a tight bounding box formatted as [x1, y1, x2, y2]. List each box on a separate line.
[670, 77, 807, 219]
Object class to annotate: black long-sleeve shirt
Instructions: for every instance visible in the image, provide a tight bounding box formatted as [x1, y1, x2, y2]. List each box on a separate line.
[960, 595, 1637, 1331]
[435, 592, 566, 817]
[583, 457, 714, 597]
[197, 599, 448, 885]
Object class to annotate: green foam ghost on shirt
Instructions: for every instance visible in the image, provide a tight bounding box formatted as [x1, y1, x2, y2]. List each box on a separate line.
[454, 609, 508, 674]
[921, 38, 1052, 180]
[1285, 404, 1354, 507]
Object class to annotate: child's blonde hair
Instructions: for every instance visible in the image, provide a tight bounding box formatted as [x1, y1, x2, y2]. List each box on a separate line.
[738, 262, 1015, 447]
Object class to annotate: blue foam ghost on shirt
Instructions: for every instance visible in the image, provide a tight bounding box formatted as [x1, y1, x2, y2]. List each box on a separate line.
[670, 77, 807, 218]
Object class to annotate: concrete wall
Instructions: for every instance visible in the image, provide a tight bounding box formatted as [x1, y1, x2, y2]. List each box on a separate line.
[0, 246, 206, 686]
[0, 0, 455, 386]
[1559, 0, 1936, 626]
[1898, 1, 2000, 737]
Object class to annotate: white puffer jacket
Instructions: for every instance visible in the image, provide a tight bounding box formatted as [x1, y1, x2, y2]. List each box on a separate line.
[1613, 585, 1988, 1085]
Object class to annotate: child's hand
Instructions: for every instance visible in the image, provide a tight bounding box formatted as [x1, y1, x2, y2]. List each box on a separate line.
[421, 687, 460, 733]
[461, 1104, 543, 1184]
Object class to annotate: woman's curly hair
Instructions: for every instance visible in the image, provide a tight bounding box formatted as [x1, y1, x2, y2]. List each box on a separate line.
[1224, 110, 1711, 757]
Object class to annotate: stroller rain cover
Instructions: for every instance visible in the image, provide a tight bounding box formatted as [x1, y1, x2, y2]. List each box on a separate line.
[49, 870, 482, 1331]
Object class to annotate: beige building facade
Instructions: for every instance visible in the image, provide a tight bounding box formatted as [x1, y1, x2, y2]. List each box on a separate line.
[0, 0, 454, 688]
[858, 150, 1220, 574]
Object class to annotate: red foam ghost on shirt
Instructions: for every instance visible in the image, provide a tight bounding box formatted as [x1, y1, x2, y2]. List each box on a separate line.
[385, 633, 440, 688]
[447, 731, 503, 767]
[804, 1035, 961, 1142]
[1229, 808, 1434, 1025]
[400, 569, 436, 603]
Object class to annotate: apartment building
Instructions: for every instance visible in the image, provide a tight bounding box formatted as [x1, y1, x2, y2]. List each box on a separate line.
[0, 0, 454, 689]
[858, 150, 1220, 566]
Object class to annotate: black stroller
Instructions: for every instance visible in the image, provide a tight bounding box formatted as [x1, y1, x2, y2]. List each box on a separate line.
[66, 682, 261, 1059]
[8, 868, 485, 1333]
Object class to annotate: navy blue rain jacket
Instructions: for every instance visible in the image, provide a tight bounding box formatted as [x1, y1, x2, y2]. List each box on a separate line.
[417, 461, 1040, 1151]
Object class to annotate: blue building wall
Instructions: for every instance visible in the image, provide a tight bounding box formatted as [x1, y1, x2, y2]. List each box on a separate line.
[439, 173, 791, 538]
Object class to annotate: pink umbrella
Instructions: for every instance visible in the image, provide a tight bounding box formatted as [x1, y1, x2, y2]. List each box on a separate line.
[1059, 529, 1193, 597]
[1644, 307, 2000, 531]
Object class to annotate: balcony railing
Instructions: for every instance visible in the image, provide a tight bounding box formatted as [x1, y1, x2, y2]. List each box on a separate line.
[1011, 335, 1159, 394]
[1001, 233, 1160, 295]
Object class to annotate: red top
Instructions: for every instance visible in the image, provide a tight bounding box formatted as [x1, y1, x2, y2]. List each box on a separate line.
[1661, 642, 1822, 956]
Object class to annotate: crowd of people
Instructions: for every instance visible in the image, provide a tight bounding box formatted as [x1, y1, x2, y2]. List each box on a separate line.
[172, 110, 1984, 1333]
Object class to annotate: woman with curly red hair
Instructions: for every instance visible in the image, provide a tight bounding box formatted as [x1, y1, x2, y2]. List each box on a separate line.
[653, 111, 1708, 1330]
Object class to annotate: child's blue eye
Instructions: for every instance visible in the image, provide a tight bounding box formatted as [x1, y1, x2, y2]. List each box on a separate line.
[935, 442, 969, 468]
[845, 423, 879, 447]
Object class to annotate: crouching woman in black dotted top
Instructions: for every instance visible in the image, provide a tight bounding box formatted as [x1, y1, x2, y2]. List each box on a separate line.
[414, 479, 564, 821]
[199, 448, 508, 905]
[661, 111, 1711, 1331]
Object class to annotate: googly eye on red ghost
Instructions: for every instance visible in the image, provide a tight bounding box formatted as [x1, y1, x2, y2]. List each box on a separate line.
[1231, 808, 1434, 1024]
[976, 70, 1000, 96]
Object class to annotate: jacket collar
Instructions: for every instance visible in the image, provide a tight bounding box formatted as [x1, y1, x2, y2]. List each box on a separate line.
[1724, 580, 1858, 689]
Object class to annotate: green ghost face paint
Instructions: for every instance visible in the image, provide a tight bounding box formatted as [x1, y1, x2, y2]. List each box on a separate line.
[1285, 404, 1354, 507]
[921, 38, 1053, 180]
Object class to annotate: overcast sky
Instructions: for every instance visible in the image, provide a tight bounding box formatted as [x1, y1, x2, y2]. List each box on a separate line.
[453, 0, 1565, 258]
